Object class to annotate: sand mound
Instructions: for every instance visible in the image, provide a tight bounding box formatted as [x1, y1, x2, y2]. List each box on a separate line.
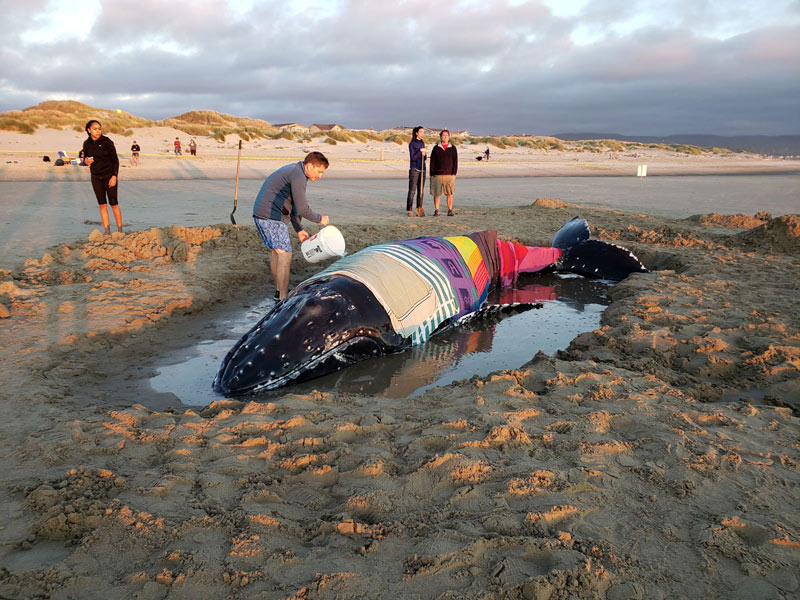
[685, 212, 770, 229]
[533, 198, 568, 208]
[726, 215, 800, 254]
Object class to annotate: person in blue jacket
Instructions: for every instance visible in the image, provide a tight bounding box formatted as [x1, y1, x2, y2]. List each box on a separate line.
[406, 126, 426, 217]
[253, 152, 330, 300]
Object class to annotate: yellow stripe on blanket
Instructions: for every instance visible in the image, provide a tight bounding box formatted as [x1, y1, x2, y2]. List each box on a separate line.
[444, 235, 483, 278]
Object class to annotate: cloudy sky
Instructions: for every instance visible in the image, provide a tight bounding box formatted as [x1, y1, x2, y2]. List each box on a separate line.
[2, 0, 798, 135]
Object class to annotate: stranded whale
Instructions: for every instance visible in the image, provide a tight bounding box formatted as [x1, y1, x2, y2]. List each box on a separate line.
[213, 217, 647, 395]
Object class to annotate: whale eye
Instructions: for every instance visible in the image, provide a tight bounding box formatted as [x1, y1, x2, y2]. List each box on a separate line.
[307, 321, 314, 327]
[281, 353, 287, 360]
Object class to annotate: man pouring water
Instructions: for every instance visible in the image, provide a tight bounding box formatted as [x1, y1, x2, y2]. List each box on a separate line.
[253, 152, 330, 300]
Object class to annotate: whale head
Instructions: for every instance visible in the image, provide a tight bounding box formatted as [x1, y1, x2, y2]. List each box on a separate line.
[213, 277, 404, 395]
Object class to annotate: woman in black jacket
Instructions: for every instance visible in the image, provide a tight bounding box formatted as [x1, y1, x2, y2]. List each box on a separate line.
[83, 120, 123, 234]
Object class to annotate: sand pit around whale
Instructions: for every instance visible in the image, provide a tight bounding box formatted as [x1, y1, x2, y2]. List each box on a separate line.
[0, 203, 798, 599]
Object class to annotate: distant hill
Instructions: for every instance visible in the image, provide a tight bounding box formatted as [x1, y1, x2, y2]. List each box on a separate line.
[550, 133, 800, 156]
[0, 100, 152, 135]
[163, 110, 278, 140]
[0, 102, 280, 140]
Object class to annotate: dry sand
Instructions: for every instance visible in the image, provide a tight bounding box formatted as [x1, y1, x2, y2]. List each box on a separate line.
[0, 128, 799, 599]
[1, 126, 798, 182]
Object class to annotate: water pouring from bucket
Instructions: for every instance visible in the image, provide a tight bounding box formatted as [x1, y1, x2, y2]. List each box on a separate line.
[301, 225, 346, 263]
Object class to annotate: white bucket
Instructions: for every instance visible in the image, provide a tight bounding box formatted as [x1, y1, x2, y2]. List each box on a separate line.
[301, 225, 346, 263]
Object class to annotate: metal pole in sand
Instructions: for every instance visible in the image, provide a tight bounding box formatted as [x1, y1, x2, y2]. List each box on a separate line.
[417, 147, 426, 216]
[231, 139, 242, 224]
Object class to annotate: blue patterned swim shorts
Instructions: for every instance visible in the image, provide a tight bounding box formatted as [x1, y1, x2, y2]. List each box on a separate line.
[254, 216, 292, 252]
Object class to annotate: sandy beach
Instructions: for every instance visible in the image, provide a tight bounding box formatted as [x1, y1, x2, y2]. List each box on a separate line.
[2, 126, 798, 183]
[1, 128, 799, 599]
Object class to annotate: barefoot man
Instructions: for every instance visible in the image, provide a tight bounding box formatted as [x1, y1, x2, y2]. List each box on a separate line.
[252, 152, 330, 300]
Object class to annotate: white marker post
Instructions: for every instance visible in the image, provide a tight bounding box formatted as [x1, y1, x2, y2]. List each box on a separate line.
[637, 164, 648, 179]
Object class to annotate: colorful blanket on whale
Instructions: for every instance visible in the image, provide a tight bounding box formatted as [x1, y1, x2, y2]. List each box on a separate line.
[305, 230, 560, 345]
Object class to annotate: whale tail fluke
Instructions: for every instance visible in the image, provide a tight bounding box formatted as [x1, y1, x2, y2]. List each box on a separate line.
[556, 239, 648, 281]
[552, 216, 590, 249]
[549, 217, 647, 280]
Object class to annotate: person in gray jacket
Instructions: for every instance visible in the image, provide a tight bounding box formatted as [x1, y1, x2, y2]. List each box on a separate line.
[252, 152, 330, 300]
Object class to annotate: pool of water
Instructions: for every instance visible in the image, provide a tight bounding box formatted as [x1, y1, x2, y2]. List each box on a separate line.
[150, 273, 612, 405]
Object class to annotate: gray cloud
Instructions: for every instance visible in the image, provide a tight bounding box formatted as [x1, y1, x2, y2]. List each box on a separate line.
[0, 0, 798, 135]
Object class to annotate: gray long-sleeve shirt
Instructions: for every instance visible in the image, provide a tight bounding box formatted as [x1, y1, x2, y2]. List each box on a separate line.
[253, 162, 322, 232]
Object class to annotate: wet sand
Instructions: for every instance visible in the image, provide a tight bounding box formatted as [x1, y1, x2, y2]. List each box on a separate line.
[1, 174, 798, 270]
[0, 148, 798, 598]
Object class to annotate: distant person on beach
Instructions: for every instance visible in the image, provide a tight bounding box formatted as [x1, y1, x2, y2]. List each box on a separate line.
[484, 146, 490, 161]
[130, 141, 140, 166]
[189, 138, 197, 156]
[174, 138, 181, 155]
[253, 152, 331, 300]
[430, 129, 458, 216]
[406, 126, 426, 217]
[82, 120, 123, 234]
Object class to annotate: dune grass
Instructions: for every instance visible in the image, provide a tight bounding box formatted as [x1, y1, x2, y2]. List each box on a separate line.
[0, 117, 35, 135]
[670, 144, 704, 155]
[325, 130, 352, 143]
[162, 110, 279, 142]
[1, 101, 735, 155]
[384, 133, 410, 145]
[0, 100, 152, 135]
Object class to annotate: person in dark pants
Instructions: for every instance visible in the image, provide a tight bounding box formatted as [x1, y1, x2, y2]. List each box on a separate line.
[484, 146, 490, 161]
[406, 126, 426, 217]
[82, 120, 123, 234]
[130, 141, 140, 166]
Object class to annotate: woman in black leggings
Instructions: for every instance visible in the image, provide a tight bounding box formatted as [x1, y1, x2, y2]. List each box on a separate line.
[82, 120, 123, 234]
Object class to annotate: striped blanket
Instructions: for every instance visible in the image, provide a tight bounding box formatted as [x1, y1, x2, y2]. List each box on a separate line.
[304, 230, 559, 346]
